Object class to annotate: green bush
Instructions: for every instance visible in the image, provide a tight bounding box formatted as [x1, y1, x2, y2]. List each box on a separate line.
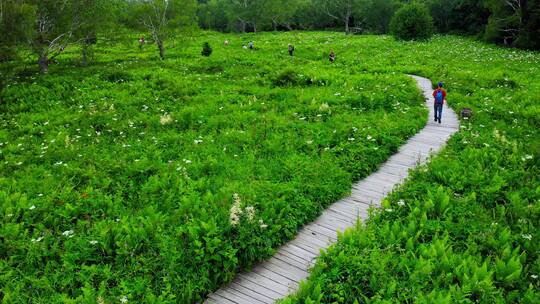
[201, 41, 213, 57]
[390, 3, 434, 41]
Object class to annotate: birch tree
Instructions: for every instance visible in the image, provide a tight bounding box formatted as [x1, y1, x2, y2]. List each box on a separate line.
[130, 0, 196, 59]
[314, 0, 360, 34]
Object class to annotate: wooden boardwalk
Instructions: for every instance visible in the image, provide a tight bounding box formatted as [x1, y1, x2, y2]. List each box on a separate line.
[205, 75, 460, 304]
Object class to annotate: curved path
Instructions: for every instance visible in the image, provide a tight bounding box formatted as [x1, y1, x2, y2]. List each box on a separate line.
[205, 75, 460, 304]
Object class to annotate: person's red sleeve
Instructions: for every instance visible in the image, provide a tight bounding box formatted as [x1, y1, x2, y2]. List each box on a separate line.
[433, 90, 437, 97]
[443, 90, 447, 98]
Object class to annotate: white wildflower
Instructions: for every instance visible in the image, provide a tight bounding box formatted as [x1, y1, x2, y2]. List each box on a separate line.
[522, 234, 532, 241]
[245, 206, 255, 222]
[531, 274, 538, 279]
[160, 114, 173, 125]
[31, 236, 44, 243]
[62, 230, 74, 238]
[29, 205, 36, 210]
[120, 296, 128, 304]
[194, 139, 203, 144]
[385, 208, 394, 212]
[230, 193, 243, 226]
[259, 219, 268, 229]
[306, 140, 313, 145]
[90, 240, 98, 245]
[397, 200, 405, 206]
[367, 135, 372, 140]
[319, 103, 330, 111]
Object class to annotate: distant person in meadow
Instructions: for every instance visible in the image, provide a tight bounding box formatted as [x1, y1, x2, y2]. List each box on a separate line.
[248, 41, 254, 49]
[224, 39, 229, 46]
[288, 44, 295, 56]
[329, 50, 336, 63]
[138, 36, 145, 51]
[433, 82, 446, 124]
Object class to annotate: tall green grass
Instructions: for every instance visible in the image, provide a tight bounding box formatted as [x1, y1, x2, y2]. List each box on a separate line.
[0, 32, 427, 302]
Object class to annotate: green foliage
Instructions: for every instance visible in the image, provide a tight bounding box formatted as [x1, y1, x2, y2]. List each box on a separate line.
[0, 31, 427, 303]
[201, 41, 213, 56]
[390, 2, 434, 41]
[282, 34, 540, 303]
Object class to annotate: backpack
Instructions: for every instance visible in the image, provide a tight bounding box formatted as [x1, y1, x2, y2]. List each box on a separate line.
[435, 89, 444, 105]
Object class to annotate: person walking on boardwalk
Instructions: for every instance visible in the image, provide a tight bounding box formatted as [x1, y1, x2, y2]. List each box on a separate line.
[288, 44, 295, 56]
[433, 81, 446, 124]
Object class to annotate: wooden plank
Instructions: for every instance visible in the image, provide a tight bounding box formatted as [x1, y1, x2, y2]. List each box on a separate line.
[208, 294, 238, 304]
[252, 264, 296, 289]
[274, 251, 310, 270]
[227, 282, 275, 304]
[266, 258, 309, 281]
[278, 244, 315, 264]
[346, 195, 377, 206]
[328, 206, 361, 222]
[303, 224, 338, 240]
[215, 287, 266, 304]
[326, 207, 357, 222]
[237, 272, 290, 295]
[318, 211, 355, 229]
[324, 208, 357, 224]
[296, 231, 329, 248]
[301, 221, 338, 238]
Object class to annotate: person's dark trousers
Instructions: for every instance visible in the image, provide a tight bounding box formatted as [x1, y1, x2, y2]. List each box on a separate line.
[434, 103, 443, 123]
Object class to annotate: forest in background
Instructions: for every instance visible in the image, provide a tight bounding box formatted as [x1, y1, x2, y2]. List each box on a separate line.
[1, 0, 539, 65]
[197, 0, 540, 49]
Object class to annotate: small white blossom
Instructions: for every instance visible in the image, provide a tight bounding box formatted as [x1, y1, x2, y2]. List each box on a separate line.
[397, 200, 405, 206]
[385, 208, 394, 212]
[245, 206, 255, 222]
[522, 234, 532, 241]
[90, 240, 98, 245]
[62, 230, 75, 238]
[31, 236, 44, 243]
[29, 205, 36, 210]
[160, 114, 173, 125]
[120, 296, 128, 303]
[531, 274, 538, 279]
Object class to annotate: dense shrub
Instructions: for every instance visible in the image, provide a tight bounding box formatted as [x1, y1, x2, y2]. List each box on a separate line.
[201, 42, 213, 56]
[390, 3, 434, 41]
